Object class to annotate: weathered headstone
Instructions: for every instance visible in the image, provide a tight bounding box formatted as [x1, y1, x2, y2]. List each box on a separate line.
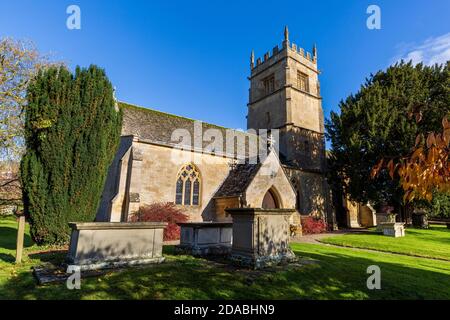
[380, 222, 405, 237]
[176, 222, 232, 256]
[376, 213, 397, 231]
[67, 222, 167, 270]
[226, 208, 297, 269]
[412, 209, 429, 229]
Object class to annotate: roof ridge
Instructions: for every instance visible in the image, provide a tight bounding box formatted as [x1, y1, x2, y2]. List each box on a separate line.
[119, 101, 253, 135]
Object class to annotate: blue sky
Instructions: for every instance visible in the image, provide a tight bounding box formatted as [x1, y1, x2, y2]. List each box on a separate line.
[1, 1, 449, 144]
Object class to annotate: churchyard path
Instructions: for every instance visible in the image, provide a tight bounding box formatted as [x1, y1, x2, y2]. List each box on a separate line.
[292, 229, 368, 244]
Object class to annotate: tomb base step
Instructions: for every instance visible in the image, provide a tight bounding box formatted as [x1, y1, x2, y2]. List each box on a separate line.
[229, 250, 297, 269]
[175, 244, 231, 256]
[66, 257, 165, 271]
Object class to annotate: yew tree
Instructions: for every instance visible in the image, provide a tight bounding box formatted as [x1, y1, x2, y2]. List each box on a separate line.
[326, 61, 449, 216]
[21, 65, 122, 244]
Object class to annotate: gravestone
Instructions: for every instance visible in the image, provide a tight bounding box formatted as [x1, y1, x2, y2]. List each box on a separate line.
[380, 222, 405, 237]
[226, 208, 297, 269]
[67, 222, 167, 270]
[412, 209, 429, 229]
[176, 222, 232, 256]
[376, 213, 397, 231]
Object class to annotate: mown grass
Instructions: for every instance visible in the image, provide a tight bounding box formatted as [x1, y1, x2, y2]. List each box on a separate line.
[1, 216, 449, 300]
[319, 225, 450, 261]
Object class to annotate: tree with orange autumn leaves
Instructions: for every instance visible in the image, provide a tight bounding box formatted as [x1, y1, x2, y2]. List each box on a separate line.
[371, 115, 449, 203]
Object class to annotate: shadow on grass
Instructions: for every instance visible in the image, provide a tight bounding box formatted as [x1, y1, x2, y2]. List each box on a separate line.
[28, 250, 67, 264]
[0, 253, 15, 263]
[290, 246, 450, 299]
[162, 245, 176, 255]
[1, 245, 449, 300]
[0, 226, 33, 251]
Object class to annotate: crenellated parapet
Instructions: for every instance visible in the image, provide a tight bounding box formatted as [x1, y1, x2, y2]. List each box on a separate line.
[250, 26, 317, 75]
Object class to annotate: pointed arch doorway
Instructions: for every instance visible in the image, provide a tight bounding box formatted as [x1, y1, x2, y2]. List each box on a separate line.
[262, 188, 280, 209]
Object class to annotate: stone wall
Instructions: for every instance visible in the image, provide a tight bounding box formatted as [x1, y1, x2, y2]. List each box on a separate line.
[248, 92, 287, 131]
[97, 136, 133, 222]
[279, 126, 326, 171]
[285, 51, 323, 134]
[340, 196, 378, 228]
[214, 196, 240, 222]
[345, 198, 361, 228]
[360, 205, 376, 227]
[285, 168, 329, 218]
[124, 140, 232, 222]
[103, 139, 234, 221]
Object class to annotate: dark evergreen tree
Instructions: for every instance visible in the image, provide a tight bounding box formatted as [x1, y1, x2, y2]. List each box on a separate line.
[21, 65, 122, 244]
[326, 61, 449, 216]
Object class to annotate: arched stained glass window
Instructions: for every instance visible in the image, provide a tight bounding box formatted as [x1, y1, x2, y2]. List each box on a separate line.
[175, 164, 201, 206]
[175, 178, 183, 205]
[184, 180, 192, 205]
[193, 179, 200, 205]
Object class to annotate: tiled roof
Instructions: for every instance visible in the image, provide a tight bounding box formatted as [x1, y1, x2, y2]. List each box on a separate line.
[120, 102, 258, 158]
[214, 162, 261, 197]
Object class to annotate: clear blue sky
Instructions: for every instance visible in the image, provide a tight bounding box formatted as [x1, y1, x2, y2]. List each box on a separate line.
[1, 1, 449, 143]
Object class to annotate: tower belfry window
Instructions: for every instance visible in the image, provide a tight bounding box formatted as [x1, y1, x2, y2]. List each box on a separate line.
[297, 71, 309, 93]
[263, 74, 275, 95]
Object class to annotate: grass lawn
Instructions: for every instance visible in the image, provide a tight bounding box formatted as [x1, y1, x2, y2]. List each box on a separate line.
[319, 225, 450, 261]
[1, 216, 449, 300]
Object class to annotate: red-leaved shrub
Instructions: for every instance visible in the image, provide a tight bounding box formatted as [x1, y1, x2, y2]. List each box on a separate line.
[130, 202, 188, 241]
[301, 216, 327, 235]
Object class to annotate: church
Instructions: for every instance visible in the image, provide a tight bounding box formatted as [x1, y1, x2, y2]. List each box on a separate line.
[96, 27, 336, 230]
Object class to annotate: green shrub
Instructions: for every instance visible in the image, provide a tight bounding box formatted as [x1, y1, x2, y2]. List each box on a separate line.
[430, 192, 450, 219]
[21, 65, 122, 245]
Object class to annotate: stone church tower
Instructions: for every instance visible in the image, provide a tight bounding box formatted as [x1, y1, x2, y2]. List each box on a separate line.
[247, 27, 334, 225]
